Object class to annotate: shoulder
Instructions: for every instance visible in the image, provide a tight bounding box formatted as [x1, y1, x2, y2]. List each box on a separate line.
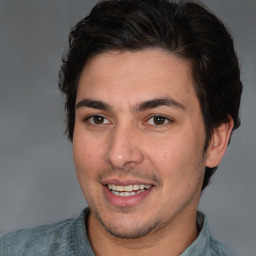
[210, 236, 237, 256]
[192, 211, 237, 256]
[0, 216, 80, 256]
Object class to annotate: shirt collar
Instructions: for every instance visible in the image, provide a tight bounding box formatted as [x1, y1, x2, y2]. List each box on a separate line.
[180, 211, 211, 256]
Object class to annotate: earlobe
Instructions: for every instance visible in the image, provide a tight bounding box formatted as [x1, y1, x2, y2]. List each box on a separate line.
[205, 116, 234, 168]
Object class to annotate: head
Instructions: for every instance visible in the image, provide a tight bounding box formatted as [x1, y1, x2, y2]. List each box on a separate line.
[59, 0, 242, 241]
[59, 0, 242, 240]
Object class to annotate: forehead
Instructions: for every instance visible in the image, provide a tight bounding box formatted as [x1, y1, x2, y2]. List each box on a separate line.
[76, 49, 197, 108]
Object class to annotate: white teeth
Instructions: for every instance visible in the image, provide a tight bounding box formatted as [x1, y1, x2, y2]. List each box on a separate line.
[107, 184, 152, 193]
[126, 185, 133, 191]
[133, 185, 140, 190]
[112, 190, 119, 196]
[110, 189, 146, 197]
[116, 185, 123, 191]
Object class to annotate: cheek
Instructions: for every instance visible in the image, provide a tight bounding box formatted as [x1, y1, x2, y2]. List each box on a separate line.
[73, 135, 104, 199]
[73, 131, 105, 178]
[146, 135, 186, 163]
[145, 129, 204, 177]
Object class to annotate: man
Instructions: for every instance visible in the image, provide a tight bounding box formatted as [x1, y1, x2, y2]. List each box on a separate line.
[0, 0, 242, 255]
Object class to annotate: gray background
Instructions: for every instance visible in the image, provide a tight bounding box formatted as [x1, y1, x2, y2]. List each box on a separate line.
[0, 0, 255, 255]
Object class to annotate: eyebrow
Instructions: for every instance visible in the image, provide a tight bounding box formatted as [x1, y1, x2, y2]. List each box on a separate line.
[76, 97, 185, 112]
[134, 97, 185, 112]
[76, 98, 111, 110]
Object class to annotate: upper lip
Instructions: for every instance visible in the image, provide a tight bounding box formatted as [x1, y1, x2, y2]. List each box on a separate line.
[100, 178, 155, 186]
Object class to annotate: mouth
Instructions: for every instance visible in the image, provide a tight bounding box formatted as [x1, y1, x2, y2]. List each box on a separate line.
[102, 181, 154, 207]
[107, 184, 152, 197]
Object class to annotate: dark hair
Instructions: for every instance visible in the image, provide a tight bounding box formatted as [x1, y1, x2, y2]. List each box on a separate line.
[59, 0, 242, 190]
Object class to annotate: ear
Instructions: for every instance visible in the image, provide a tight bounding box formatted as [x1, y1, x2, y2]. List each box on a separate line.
[205, 116, 234, 168]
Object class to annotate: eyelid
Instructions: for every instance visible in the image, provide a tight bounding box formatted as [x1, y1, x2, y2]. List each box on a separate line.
[145, 114, 174, 126]
[81, 113, 173, 127]
[83, 114, 111, 125]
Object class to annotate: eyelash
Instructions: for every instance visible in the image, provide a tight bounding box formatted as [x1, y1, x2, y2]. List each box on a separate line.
[83, 115, 111, 126]
[147, 115, 173, 126]
[83, 114, 173, 127]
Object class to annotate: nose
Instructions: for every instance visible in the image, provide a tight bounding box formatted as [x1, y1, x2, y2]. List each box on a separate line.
[105, 124, 144, 169]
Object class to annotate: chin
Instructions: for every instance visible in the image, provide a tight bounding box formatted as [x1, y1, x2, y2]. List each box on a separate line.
[95, 211, 163, 239]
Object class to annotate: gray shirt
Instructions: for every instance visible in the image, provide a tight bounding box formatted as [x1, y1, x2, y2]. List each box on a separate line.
[0, 208, 236, 255]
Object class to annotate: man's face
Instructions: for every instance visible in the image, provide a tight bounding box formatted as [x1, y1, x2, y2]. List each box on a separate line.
[73, 49, 208, 239]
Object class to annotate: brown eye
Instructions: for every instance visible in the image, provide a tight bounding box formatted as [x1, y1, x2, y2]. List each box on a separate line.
[147, 115, 171, 126]
[153, 116, 166, 125]
[86, 115, 110, 125]
[93, 115, 105, 124]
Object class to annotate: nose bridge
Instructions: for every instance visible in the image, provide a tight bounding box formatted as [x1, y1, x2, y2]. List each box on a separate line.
[105, 120, 144, 168]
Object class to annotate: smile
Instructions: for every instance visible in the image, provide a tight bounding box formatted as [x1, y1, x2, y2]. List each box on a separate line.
[107, 184, 152, 197]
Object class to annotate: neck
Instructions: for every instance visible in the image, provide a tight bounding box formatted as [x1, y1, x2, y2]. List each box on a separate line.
[87, 209, 199, 256]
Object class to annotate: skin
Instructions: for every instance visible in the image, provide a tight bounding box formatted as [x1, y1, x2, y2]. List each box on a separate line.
[73, 49, 233, 256]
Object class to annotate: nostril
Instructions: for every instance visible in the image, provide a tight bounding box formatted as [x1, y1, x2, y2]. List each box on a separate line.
[105, 128, 144, 169]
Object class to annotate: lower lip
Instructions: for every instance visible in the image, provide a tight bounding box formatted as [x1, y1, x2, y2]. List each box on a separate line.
[102, 185, 154, 207]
